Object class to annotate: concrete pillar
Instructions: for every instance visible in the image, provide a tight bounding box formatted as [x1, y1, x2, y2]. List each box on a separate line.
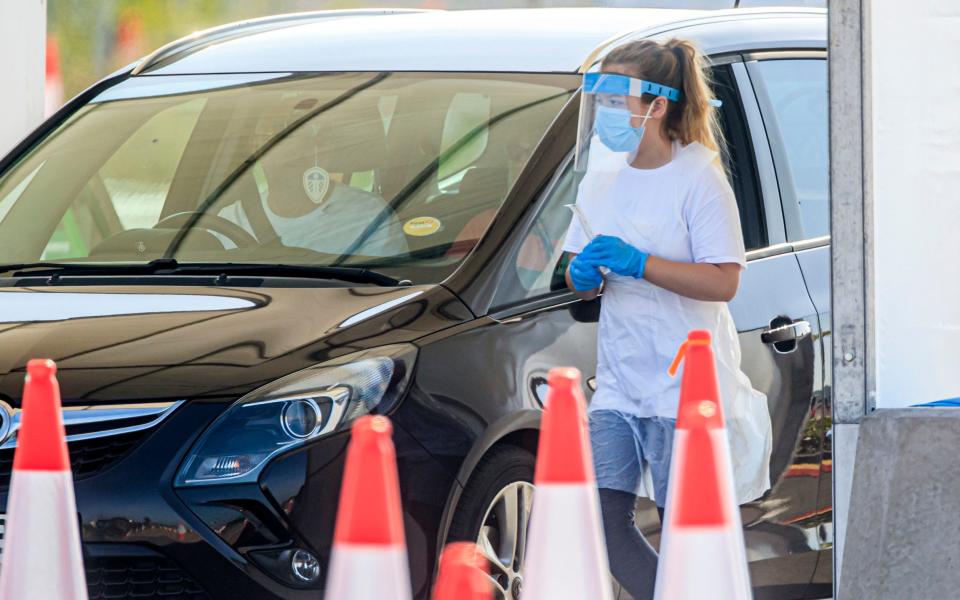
[840, 410, 960, 599]
[0, 1, 46, 155]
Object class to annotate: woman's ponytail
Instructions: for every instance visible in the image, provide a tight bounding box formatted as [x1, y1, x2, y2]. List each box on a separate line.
[602, 38, 725, 156]
[664, 39, 724, 155]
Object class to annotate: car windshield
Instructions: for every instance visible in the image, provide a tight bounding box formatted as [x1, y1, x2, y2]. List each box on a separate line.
[0, 72, 575, 283]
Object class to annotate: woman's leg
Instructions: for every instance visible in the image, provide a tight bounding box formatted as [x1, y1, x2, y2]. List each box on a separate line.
[598, 488, 659, 600]
[640, 417, 677, 525]
[589, 410, 659, 599]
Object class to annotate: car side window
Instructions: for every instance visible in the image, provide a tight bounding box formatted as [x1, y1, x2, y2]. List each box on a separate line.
[750, 58, 829, 240]
[491, 163, 576, 307]
[712, 64, 766, 251]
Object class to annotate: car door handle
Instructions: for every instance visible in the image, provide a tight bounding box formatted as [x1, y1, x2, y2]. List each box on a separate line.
[761, 320, 812, 345]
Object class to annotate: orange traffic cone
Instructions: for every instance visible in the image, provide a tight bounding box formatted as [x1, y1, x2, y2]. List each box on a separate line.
[656, 331, 751, 600]
[325, 415, 412, 599]
[44, 37, 64, 118]
[433, 542, 490, 600]
[0, 360, 87, 600]
[522, 367, 613, 600]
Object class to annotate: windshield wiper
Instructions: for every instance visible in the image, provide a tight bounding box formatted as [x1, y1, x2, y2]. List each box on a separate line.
[0, 259, 407, 287]
[172, 263, 408, 287]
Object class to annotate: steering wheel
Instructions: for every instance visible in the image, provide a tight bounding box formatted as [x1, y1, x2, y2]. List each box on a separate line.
[155, 211, 259, 249]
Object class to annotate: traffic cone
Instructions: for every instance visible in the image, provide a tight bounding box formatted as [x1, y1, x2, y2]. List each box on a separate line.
[325, 415, 411, 599]
[656, 331, 752, 600]
[44, 37, 64, 118]
[522, 367, 613, 600]
[0, 359, 87, 600]
[433, 542, 490, 600]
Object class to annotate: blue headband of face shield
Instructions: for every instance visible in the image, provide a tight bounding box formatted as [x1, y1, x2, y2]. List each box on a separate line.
[581, 72, 723, 108]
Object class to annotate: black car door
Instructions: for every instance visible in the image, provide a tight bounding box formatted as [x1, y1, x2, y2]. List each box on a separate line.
[716, 57, 826, 598]
[745, 53, 833, 598]
[485, 155, 599, 409]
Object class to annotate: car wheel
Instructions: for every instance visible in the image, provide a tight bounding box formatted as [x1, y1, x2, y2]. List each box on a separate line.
[447, 445, 535, 600]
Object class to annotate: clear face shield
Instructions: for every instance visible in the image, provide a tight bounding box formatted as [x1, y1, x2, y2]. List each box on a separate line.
[574, 72, 683, 174]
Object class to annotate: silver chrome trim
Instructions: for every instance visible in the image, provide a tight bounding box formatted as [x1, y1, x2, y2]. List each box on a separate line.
[743, 50, 828, 62]
[746, 242, 793, 262]
[0, 401, 185, 450]
[792, 235, 831, 252]
[746, 235, 831, 262]
[131, 9, 431, 75]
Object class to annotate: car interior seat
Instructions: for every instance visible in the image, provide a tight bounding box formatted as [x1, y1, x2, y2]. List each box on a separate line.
[396, 166, 508, 258]
[442, 167, 508, 258]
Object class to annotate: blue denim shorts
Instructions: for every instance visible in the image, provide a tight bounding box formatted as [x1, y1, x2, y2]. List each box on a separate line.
[589, 410, 676, 507]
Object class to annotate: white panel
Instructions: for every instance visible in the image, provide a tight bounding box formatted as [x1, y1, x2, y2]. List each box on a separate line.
[0, 1, 45, 155]
[871, 3, 960, 407]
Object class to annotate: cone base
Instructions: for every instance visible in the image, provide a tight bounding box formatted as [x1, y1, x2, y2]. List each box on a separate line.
[325, 545, 412, 600]
[654, 528, 752, 600]
[0, 471, 87, 600]
[522, 484, 614, 600]
[657, 426, 751, 600]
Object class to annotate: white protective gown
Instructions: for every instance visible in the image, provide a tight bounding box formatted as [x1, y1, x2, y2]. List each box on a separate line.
[563, 141, 772, 504]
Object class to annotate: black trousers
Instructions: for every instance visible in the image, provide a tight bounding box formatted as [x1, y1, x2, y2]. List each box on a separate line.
[599, 488, 660, 600]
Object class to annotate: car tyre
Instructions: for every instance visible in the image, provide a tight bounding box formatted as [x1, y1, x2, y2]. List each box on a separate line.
[447, 445, 535, 600]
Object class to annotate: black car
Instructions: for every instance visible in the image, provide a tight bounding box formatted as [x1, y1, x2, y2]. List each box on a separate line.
[0, 7, 831, 600]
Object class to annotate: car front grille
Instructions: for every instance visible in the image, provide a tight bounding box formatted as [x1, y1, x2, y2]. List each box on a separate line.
[0, 429, 150, 493]
[86, 553, 212, 600]
[0, 401, 183, 494]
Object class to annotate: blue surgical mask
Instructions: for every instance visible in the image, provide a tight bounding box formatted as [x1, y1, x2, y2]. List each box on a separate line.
[594, 104, 655, 153]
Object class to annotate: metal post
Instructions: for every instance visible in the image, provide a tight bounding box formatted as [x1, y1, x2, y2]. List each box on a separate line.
[829, 0, 870, 422]
[828, 0, 871, 593]
[0, 1, 46, 155]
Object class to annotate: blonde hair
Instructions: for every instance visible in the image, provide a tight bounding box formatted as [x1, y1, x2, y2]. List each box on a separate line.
[602, 38, 725, 155]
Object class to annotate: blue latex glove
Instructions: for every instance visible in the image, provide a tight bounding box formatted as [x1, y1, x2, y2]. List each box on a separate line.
[569, 253, 604, 291]
[579, 235, 649, 279]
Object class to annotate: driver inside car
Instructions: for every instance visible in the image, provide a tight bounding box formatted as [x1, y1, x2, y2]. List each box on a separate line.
[216, 100, 407, 259]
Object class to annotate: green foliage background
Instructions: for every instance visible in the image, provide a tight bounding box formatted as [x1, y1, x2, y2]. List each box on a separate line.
[48, 0, 418, 98]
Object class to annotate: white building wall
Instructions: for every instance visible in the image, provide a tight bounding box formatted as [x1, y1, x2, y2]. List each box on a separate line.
[0, 1, 46, 155]
[871, 2, 960, 408]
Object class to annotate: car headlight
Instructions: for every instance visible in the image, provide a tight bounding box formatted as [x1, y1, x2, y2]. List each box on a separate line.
[175, 344, 416, 487]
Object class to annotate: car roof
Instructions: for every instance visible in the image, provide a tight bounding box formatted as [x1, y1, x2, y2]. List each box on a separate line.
[141, 7, 826, 76]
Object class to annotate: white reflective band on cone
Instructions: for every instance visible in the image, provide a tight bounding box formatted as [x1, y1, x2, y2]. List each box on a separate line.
[655, 428, 751, 600]
[325, 545, 412, 600]
[656, 528, 751, 599]
[0, 471, 88, 600]
[522, 484, 613, 600]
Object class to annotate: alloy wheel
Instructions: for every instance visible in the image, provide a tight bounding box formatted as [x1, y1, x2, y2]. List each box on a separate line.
[476, 480, 535, 600]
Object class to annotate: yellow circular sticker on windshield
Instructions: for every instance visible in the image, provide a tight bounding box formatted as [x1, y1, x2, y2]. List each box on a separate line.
[403, 216, 442, 237]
